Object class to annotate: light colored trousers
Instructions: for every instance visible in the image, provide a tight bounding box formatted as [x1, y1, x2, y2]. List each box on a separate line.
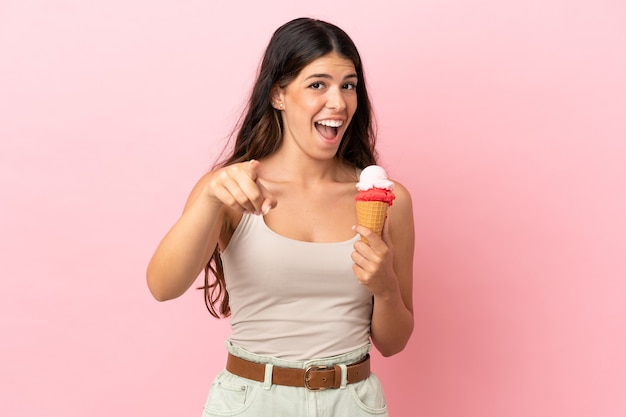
[201, 341, 389, 417]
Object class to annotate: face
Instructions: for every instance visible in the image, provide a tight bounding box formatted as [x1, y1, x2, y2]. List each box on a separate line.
[272, 52, 358, 161]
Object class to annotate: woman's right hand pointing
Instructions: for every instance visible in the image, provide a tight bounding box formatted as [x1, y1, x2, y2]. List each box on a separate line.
[206, 159, 277, 215]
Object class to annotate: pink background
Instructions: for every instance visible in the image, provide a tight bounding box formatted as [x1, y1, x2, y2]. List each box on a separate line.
[1, 1, 625, 416]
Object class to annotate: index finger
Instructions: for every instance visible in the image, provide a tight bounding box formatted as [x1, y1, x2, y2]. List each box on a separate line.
[256, 179, 277, 215]
[353, 224, 383, 246]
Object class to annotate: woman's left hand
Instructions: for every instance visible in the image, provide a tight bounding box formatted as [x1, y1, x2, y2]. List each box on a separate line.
[351, 218, 400, 298]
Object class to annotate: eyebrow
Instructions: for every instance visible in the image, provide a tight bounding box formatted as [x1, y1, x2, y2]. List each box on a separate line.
[305, 73, 358, 80]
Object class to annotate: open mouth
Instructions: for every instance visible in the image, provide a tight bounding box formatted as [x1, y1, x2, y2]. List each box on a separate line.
[315, 119, 344, 141]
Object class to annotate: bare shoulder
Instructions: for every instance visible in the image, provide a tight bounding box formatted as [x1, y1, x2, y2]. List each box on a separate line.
[389, 180, 414, 217]
[387, 179, 415, 242]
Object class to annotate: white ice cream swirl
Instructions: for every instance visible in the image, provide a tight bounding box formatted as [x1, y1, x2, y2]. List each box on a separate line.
[356, 165, 394, 191]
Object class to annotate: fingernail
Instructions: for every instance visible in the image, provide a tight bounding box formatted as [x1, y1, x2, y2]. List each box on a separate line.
[262, 205, 271, 215]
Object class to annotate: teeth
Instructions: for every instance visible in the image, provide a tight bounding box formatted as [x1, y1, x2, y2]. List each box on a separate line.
[316, 120, 343, 128]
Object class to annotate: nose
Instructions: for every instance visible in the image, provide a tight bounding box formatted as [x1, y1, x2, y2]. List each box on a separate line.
[325, 87, 347, 111]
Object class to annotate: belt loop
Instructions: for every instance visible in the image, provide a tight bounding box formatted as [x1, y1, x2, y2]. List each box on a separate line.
[338, 363, 348, 389]
[263, 363, 274, 390]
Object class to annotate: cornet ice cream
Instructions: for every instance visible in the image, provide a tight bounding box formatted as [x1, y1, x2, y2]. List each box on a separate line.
[355, 165, 395, 242]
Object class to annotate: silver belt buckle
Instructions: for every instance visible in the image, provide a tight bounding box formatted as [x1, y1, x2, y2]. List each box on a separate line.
[304, 365, 330, 391]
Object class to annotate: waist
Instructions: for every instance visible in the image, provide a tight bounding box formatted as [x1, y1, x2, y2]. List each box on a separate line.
[224, 339, 371, 365]
[226, 352, 371, 390]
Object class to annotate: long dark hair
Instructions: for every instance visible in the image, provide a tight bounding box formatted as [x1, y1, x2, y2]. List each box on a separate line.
[202, 17, 378, 318]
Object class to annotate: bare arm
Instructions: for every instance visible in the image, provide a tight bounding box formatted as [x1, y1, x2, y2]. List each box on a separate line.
[146, 177, 225, 301]
[146, 160, 276, 301]
[352, 181, 415, 356]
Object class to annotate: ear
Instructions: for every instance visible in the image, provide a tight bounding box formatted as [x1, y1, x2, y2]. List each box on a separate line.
[270, 85, 285, 110]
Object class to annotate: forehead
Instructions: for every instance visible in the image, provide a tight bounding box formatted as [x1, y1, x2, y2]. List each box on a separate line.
[298, 52, 356, 77]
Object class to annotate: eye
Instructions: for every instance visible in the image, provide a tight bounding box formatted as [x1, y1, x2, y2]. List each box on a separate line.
[343, 82, 357, 90]
[309, 82, 325, 90]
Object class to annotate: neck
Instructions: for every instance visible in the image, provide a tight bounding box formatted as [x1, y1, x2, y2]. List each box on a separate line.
[260, 154, 352, 186]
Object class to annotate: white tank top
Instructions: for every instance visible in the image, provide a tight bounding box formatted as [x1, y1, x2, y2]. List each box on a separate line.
[222, 213, 373, 360]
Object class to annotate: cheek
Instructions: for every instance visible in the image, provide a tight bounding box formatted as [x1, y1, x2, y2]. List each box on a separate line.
[347, 92, 358, 108]
[284, 108, 312, 130]
[348, 98, 358, 118]
[304, 97, 324, 111]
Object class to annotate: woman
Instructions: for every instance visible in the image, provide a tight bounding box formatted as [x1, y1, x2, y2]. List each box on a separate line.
[147, 17, 414, 416]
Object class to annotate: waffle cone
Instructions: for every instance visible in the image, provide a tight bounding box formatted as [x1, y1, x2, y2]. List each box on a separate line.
[356, 201, 388, 243]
